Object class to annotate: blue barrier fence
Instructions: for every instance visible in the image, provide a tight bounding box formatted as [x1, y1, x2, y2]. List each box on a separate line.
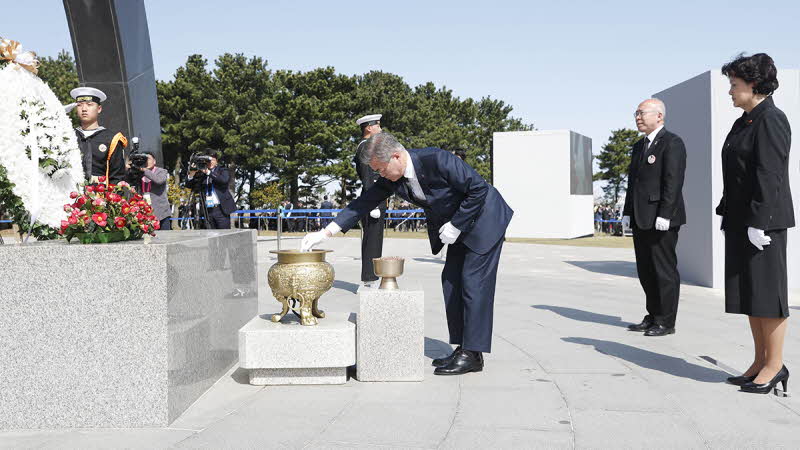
[230, 208, 426, 221]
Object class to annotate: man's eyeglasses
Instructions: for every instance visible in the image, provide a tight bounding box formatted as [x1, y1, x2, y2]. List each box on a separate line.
[634, 110, 658, 118]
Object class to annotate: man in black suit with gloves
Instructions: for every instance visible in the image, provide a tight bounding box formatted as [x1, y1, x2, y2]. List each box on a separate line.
[623, 98, 687, 337]
[301, 133, 513, 375]
[354, 114, 387, 288]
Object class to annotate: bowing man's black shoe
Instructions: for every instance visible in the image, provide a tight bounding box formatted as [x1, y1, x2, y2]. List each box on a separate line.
[644, 324, 675, 337]
[627, 317, 654, 332]
[432, 346, 461, 368]
[434, 349, 483, 376]
[740, 365, 790, 396]
[726, 375, 756, 386]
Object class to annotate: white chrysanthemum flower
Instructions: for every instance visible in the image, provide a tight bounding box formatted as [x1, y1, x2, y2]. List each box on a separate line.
[0, 64, 83, 229]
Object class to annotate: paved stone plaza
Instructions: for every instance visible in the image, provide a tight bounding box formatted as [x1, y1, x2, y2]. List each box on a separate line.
[1, 235, 799, 449]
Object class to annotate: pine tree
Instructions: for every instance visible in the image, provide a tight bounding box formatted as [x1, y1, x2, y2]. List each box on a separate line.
[594, 128, 641, 206]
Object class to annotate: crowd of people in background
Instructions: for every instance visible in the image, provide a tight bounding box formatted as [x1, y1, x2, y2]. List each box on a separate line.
[594, 205, 624, 235]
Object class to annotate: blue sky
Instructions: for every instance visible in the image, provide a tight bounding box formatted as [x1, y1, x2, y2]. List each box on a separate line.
[4, 0, 800, 157]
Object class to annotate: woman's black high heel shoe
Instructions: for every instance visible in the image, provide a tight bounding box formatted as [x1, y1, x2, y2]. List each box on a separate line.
[726, 375, 756, 386]
[740, 365, 789, 396]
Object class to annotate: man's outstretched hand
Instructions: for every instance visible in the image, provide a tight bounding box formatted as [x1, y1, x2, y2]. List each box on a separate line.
[301, 230, 331, 252]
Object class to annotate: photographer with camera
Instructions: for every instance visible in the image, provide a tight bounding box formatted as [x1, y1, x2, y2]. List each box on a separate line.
[186, 150, 235, 229]
[129, 146, 172, 230]
[127, 141, 173, 230]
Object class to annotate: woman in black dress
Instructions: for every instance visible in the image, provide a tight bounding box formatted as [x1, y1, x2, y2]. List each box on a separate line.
[717, 53, 795, 395]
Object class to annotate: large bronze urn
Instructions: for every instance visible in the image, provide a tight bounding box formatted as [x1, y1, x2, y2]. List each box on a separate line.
[267, 249, 334, 326]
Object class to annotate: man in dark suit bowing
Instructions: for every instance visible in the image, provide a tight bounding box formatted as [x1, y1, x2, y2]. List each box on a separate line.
[622, 98, 687, 337]
[301, 133, 513, 375]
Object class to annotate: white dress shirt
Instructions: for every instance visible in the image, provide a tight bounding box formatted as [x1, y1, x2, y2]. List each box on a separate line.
[645, 125, 664, 150]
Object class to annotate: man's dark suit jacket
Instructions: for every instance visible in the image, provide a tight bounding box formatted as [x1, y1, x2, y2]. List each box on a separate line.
[623, 128, 687, 230]
[716, 96, 795, 231]
[187, 166, 236, 215]
[334, 147, 513, 255]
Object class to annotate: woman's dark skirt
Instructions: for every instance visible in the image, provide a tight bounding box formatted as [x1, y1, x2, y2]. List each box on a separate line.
[725, 228, 789, 318]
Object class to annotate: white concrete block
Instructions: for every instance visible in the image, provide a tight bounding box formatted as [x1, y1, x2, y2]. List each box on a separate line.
[357, 289, 424, 382]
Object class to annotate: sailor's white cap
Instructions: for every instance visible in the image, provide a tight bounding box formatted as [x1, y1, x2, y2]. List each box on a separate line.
[356, 114, 382, 127]
[70, 87, 107, 103]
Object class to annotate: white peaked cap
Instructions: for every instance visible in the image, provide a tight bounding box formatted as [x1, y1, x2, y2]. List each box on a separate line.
[70, 87, 107, 103]
[356, 114, 382, 126]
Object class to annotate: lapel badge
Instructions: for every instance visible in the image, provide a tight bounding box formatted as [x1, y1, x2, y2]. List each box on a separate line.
[98, 144, 108, 153]
[647, 155, 656, 165]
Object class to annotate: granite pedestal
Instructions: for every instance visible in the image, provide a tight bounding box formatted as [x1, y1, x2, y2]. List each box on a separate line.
[357, 289, 425, 381]
[0, 230, 258, 429]
[239, 313, 355, 385]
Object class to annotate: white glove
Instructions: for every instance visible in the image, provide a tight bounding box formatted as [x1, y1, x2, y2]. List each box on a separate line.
[622, 216, 631, 229]
[655, 217, 670, 231]
[438, 221, 461, 245]
[369, 208, 380, 219]
[300, 230, 329, 252]
[747, 227, 771, 251]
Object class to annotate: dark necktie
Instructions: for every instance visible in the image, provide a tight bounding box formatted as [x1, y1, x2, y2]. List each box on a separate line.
[641, 137, 651, 163]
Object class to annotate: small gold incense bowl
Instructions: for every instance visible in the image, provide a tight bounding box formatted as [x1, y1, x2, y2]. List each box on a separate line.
[372, 257, 405, 290]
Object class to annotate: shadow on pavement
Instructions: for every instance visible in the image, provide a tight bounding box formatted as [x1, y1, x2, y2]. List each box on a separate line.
[562, 337, 728, 383]
[532, 305, 632, 328]
[565, 260, 638, 278]
[332, 279, 360, 294]
[425, 337, 453, 360]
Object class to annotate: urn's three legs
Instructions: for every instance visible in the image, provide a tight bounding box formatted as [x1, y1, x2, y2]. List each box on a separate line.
[312, 298, 325, 319]
[271, 295, 290, 323]
[297, 293, 318, 326]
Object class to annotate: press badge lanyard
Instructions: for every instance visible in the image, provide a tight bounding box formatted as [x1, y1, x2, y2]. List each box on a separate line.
[141, 177, 153, 205]
[205, 174, 216, 208]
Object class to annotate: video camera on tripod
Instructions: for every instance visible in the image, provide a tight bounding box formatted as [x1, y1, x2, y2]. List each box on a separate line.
[189, 153, 213, 171]
[128, 137, 150, 170]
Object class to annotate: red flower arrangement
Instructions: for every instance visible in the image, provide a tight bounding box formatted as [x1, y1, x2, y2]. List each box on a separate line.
[60, 177, 160, 243]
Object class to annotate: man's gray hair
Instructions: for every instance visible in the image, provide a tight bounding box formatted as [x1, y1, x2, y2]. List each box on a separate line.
[646, 98, 666, 118]
[359, 132, 405, 165]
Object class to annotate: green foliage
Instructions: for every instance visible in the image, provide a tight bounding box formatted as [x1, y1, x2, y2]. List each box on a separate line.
[249, 182, 284, 210]
[158, 57, 533, 209]
[0, 166, 59, 240]
[167, 177, 191, 209]
[348, 72, 532, 185]
[36, 50, 80, 128]
[594, 128, 641, 206]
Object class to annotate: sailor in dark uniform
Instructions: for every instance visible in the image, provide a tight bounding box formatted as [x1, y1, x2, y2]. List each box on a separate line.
[65, 87, 127, 185]
[354, 114, 386, 288]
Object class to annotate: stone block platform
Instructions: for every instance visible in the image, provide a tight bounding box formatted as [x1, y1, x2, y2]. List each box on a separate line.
[357, 289, 424, 381]
[0, 230, 258, 429]
[239, 313, 356, 385]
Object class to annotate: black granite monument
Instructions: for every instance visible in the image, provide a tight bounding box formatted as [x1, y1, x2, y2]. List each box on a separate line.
[63, 0, 165, 165]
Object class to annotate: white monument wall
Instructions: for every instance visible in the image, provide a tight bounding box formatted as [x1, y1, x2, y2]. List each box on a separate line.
[493, 130, 594, 239]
